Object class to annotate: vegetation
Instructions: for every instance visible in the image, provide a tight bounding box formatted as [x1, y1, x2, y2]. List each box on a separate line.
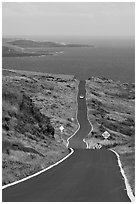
[2, 69, 79, 185]
[85, 77, 135, 195]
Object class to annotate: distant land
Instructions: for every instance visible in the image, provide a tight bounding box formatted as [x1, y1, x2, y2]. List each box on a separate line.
[2, 39, 93, 57]
[2, 46, 62, 57]
[7, 39, 94, 48]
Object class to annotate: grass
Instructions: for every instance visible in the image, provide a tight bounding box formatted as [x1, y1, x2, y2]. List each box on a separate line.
[2, 69, 79, 185]
[85, 77, 135, 195]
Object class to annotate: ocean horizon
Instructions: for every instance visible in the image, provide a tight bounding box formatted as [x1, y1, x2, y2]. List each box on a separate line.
[2, 36, 135, 83]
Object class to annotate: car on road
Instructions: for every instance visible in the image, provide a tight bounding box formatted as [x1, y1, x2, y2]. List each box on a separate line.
[79, 95, 84, 99]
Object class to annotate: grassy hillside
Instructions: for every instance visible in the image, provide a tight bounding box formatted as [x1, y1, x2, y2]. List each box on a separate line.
[85, 77, 135, 195]
[2, 69, 79, 185]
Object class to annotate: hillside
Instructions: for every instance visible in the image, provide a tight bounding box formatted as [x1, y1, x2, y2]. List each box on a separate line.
[2, 69, 79, 185]
[85, 77, 135, 194]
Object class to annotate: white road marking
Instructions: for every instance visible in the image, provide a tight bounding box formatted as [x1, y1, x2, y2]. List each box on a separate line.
[67, 81, 91, 149]
[83, 138, 89, 149]
[83, 82, 94, 149]
[2, 78, 80, 190]
[66, 81, 80, 147]
[84, 81, 135, 201]
[110, 149, 135, 202]
[3, 76, 134, 203]
[2, 148, 74, 190]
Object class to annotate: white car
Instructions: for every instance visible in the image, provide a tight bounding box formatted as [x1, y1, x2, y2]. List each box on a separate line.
[79, 95, 84, 99]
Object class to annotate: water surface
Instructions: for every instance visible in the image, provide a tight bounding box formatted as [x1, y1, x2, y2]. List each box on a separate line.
[2, 37, 135, 82]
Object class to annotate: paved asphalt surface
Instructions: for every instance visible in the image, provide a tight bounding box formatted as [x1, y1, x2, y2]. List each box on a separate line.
[2, 81, 131, 202]
[69, 81, 91, 149]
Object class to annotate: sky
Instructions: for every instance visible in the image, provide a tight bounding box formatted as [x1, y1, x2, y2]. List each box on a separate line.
[2, 2, 135, 38]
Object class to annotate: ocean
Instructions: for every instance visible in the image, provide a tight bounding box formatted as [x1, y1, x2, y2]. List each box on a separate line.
[2, 36, 135, 83]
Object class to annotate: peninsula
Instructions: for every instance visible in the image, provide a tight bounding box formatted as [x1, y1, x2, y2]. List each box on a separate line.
[2, 39, 93, 57]
[8, 39, 94, 48]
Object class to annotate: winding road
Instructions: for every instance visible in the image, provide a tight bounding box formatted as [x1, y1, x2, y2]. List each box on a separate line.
[2, 81, 132, 202]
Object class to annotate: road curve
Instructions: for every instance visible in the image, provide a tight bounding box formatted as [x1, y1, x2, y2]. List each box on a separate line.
[69, 81, 91, 148]
[2, 80, 131, 202]
[2, 149, 130, 202]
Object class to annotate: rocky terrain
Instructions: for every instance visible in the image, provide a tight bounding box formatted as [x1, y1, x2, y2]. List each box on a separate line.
[2, 69, 79, 186]
[85, 77, 135, 195]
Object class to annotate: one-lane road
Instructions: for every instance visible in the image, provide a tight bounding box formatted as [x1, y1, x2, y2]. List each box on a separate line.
[2, 80, 131, 202]
[2, 149, 130, 202]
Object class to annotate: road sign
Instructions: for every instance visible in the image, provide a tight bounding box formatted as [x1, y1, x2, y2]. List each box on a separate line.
[59, 125, 64, 133]
[102, 131, 110, 139]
